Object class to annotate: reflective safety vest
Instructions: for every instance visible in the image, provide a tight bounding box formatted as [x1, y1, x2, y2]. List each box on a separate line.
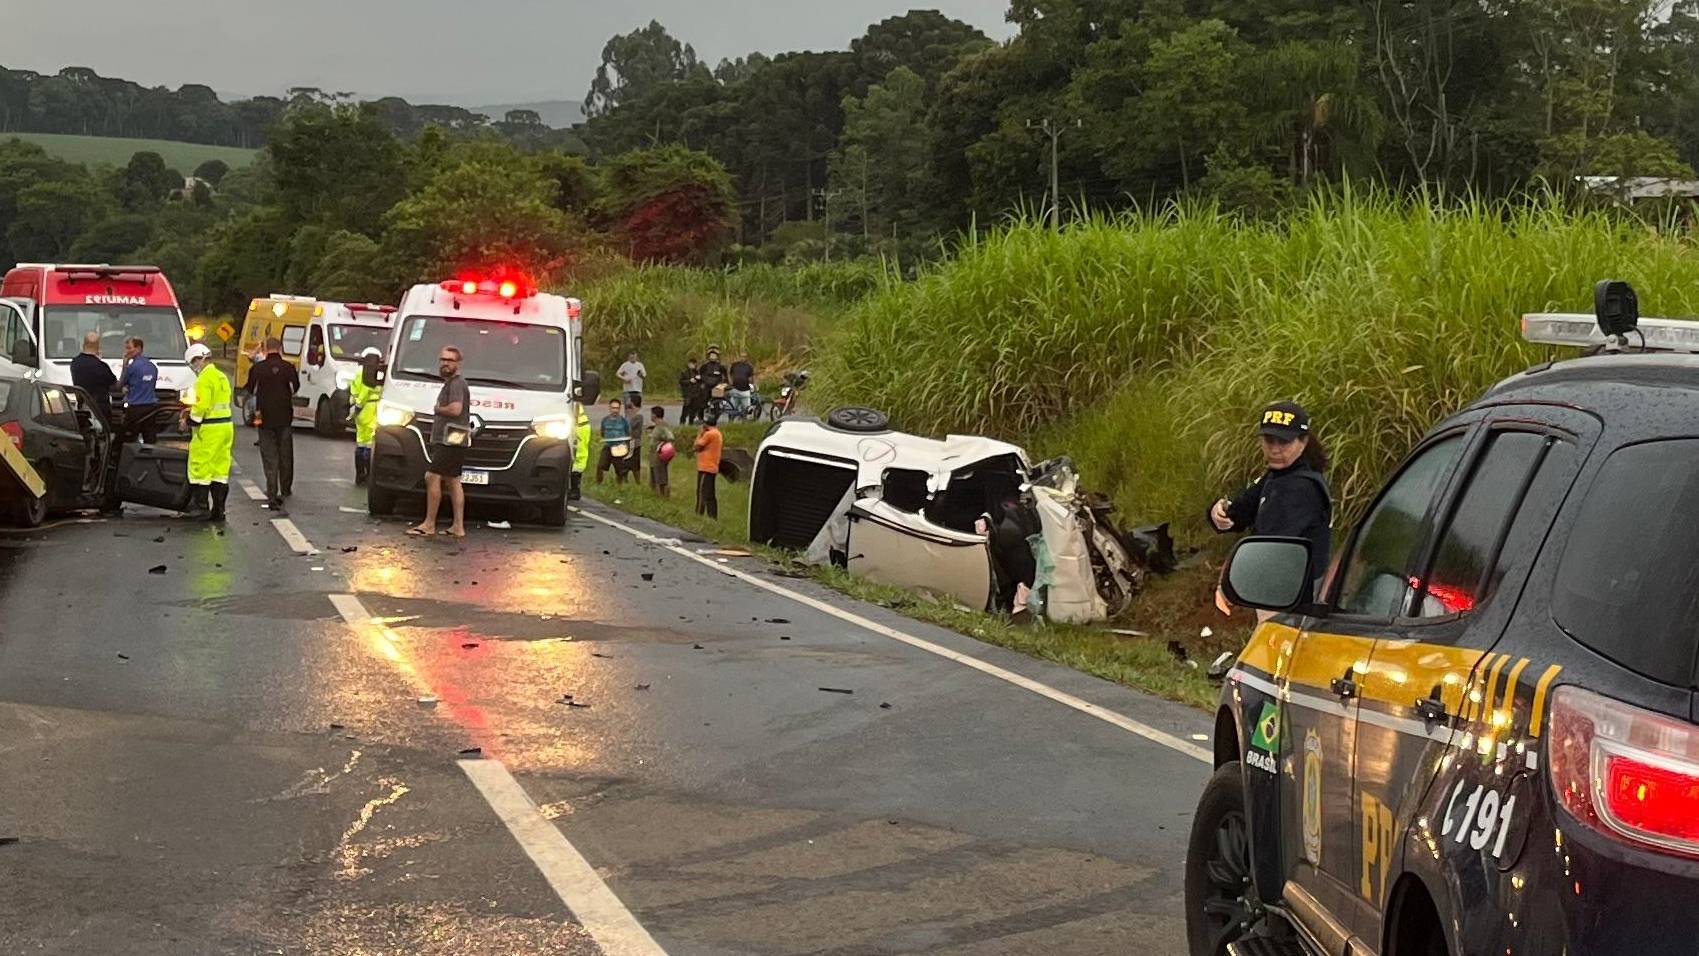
[574, 406, 591, 473]
[190, 364, 233, 424]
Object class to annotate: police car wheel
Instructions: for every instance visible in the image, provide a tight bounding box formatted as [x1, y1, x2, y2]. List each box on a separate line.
[1185, 761, 1265, 956]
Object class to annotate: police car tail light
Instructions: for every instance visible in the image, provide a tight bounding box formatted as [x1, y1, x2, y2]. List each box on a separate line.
[1549, 685, 1699, 856]
[0, 422, 21, 450]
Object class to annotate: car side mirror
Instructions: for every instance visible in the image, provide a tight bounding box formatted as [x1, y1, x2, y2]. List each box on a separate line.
[10, 337, 36, 367]
[1221, 537, 1315, 612]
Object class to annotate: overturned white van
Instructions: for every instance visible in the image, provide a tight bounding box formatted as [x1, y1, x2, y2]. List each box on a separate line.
[748, 408, 1172, 622]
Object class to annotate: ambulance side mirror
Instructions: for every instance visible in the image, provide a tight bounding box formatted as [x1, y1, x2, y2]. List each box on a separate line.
[576, 370, 601, 406]
[1221, 537, 1315, 613]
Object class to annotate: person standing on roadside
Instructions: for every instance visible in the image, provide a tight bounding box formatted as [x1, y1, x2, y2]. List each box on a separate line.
[410, 346, 470, 538]
[648, 406, 674, 499]
[349, 347, 384, 486]
[570, 398, 590, 500]
[70, 331, 116, 424]
[624, 398, 646, 483]
[700, 346, 727, 413]
[117, 337, 160, 443]
[678, 357, 702, 424]
[617, 351, 647, 408]
[694, 411, 723, 518]
[728, 352, 756, 420]
[1210, 401, 1332, 607]
[181, 344, 234, 522]
[249, 337, 299, 514]
[597, 397, 632, 484]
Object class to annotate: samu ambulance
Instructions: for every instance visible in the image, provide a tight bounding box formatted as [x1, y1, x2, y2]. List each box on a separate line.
[367, 275, 595, 526]
[0, 263, 196, 403]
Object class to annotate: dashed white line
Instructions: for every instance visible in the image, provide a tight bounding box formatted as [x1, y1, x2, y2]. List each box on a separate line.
[270, 517, 318, 555]
[238, 480, 266, 501]
[570, 506, 1212, 764]
[328, 593, 666, 956]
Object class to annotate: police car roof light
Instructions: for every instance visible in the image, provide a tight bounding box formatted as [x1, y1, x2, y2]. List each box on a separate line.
[1548, 685, 1699, 858]
[1521, 312, 1699, 353]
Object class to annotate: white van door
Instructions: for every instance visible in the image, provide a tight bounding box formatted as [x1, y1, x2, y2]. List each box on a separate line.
[298, 321, 328, 424]
[0, 300, 40, 379]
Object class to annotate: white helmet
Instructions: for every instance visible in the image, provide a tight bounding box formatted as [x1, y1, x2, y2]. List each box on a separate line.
[360, 347, 382, 359]
[185, 343, 212, 363]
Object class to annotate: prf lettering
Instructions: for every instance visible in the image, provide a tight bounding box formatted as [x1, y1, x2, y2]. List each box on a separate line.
[1360, 793, 1394, 903]
[1263, 410, 1296, 427]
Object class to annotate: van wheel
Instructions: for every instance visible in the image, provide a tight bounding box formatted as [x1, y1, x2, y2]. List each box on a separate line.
[10, 462, 51, 527]
[540, 498, 568, 527]
[314, 398, 340, 438]
[826, 406, 889, 433]
[1185, 761, 1267, 956]
[367, 482, 397, 517]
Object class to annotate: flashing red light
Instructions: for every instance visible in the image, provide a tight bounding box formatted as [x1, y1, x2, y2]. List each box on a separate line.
[0, 421, 21, 450]
[498, 280, 518, 298]
[460, 280, 478, 295]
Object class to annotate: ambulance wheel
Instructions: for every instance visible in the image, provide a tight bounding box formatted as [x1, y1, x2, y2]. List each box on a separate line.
[1185, 761, 1268, 956]
[314, 398, 341, 438]
[367, 482, 397, 517]
[10, 462, 50, 527]
[540, 498, 568, 527]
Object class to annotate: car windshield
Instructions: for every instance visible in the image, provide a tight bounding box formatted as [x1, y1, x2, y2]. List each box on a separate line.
[393, 315, 565, 391]
[328, 324, 390, 361]
[42, 307, 187, 360]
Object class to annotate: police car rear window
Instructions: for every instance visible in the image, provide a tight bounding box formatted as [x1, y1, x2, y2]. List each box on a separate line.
[1554, 439, 1699, 686]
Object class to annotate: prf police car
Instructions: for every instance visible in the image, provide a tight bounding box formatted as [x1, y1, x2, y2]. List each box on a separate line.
[1190, 281, 1699, 956]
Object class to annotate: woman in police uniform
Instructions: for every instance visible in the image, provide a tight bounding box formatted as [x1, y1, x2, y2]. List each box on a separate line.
[1209, 400, 1333, 598]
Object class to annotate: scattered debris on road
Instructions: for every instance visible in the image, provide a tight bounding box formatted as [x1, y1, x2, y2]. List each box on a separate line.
[147, 565, 166, 574]
[460, 642, 479, 650]
[634, 683, 651, 690]
[818, 687, 854, 695]
[692, 643, 704, 650]
[880, 702, 893, 709]
[487, 520, 511, 530]
[417, 696, 439, 708]
[641, 572, 654, 581]
[0, 837, 18, 847]
[115, 653, 129, 661]
[457, 747, 481, 756]
[341, 546, 358, 553]
[592, 651, 612, 658]
[766, 617, 791, 624]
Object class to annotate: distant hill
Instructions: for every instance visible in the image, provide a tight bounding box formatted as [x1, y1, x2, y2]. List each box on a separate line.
[5, 132, 257, 171]
[472, 101, 584, 129]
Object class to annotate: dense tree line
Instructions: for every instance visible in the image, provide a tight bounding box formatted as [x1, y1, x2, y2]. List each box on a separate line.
[578, 2, 1699, 251]
[0, 66, 585, 151]
[0, 101, 736, 315]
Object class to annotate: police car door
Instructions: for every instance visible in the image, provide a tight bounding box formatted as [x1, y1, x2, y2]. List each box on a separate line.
[1279, 426, 1474, 942]
[1353, 408, 1593, 944]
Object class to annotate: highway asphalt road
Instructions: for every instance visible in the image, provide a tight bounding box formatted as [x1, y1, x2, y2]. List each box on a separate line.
[0, 429, 1212, 955]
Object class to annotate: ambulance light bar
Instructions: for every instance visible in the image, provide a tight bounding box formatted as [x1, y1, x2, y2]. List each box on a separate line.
[1522, 312, 1699, 353]
[442, 277, 535, 299]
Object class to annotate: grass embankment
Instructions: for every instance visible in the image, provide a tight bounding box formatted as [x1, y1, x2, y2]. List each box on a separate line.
[6, 132, 256, 171]
[582, 421, 1221, 709]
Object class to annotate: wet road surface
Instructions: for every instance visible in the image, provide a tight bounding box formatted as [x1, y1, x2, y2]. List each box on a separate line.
[0, 430, 1211, 955]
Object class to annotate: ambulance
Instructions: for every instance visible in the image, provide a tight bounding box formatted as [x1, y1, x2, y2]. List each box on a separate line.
[367, 274, 595, 526]
[237, 296, 397, 434]
[0, 263, 196, 404]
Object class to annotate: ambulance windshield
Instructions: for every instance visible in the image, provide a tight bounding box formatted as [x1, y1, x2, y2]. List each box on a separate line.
[329, 324, 390, 361]
[393, 315, 566, 390]
[43, 307, 188, 360]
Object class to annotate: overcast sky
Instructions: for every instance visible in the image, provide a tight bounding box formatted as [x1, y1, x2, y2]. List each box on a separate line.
[0, 1, 1016, 107]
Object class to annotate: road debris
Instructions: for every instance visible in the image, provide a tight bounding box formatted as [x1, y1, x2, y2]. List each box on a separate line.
[1109, 628, 1150, 637]
[780, 635, 791, 641]
[692, 643, 704, 650]
[0, 837, 17, 846]
[634, 683, 651, 690]
[487, 520, 512, 530]
[641, 573, 654, 581]
[330, 723, 346, 730]
[880, 702, 893, 709]
[591, 651, 612, 658]
[147, 565, 167, 575]
[565, 701, 591, 709]
[766, 618, 791, 624]
[818, 687, 854, 695]
[116, 653, 130, 661]
[458, 747, 482, 756]
[151, 535, 165, 543]
[341, 546, 358, 553]
[460, 642, 480, 650]
[417, 696, 439, 708]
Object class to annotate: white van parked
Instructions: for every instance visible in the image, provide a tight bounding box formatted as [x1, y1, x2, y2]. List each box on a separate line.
[367, 276, 594, 526]
[296, 302, 396, 435]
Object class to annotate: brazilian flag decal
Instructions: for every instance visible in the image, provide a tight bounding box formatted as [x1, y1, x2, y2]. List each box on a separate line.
[1251, 702, 1281, 752]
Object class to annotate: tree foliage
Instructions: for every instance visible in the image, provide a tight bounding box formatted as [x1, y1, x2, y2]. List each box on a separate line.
[596, 145, 737, 265]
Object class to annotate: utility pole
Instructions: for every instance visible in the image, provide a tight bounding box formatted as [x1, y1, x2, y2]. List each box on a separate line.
[1028, 117, 1082, 230]
[813, 187, 843, 261]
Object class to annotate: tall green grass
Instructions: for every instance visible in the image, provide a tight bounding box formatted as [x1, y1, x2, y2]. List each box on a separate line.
[818, 191, 1699, 530]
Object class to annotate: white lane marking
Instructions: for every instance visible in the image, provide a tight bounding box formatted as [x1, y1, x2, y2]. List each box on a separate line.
[461, 760, 667, 956]
[571, 506, 1211, 764]
[328, 594, 666, 956]
[271, 517, 318, 555]
[239, 480, 266, 501]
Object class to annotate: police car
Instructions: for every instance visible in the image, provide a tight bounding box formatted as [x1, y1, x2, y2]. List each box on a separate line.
[367, 274, 594, 526]
[1189, 281, 1699, 956]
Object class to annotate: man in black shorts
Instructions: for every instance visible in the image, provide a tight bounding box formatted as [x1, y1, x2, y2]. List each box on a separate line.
[410, 346, 470, 538]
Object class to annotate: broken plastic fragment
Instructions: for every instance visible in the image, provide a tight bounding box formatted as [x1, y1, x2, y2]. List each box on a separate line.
[418, 697, 439, 708]
[818, 687, 854, 695]
[147, 565, 167, 574]
[487, 520, 511, 530]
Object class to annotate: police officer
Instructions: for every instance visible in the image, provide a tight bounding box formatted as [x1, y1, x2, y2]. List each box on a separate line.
[1209, 401, 1332, 597]
[349, 347, 384, 486]
[181, 343, 234, 522]
[571, 402, 591, 500]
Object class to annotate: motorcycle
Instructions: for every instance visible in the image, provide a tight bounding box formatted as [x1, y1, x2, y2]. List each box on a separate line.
[767, 370, 810, 422]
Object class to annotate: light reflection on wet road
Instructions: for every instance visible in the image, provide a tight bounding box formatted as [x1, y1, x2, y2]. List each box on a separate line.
[0, 431, 1210, 955]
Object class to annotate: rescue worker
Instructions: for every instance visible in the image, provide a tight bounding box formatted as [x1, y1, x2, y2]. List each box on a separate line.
[180, 343, 234, 522]
[349, 347, 384, 486]
[1209, 400, 1332, 604]
[570, 400, 591, 500]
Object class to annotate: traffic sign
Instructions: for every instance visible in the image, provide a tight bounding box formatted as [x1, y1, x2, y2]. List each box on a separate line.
[215, 321, 237, 342]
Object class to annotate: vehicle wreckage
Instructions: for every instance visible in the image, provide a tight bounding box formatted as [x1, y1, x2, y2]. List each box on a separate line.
[748, 407, 1174, 622]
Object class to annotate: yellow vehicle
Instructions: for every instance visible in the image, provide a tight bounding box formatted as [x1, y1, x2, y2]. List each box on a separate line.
[237, 294, 317, 401]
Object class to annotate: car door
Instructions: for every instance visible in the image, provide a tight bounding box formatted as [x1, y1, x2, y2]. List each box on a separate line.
[0, 300, 39, 378]
[114, 439, 190, 512]
[846, 498, 994, 609]
[1276, 426, 1475, 942]
[1352, 408, 1595, 941]
[299, 322, 327, 421]
[32, 384, 91, 506]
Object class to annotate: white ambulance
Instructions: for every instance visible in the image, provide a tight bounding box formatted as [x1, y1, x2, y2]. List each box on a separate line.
[299, 301, 397, 436]
[367, 275, 594, 526]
